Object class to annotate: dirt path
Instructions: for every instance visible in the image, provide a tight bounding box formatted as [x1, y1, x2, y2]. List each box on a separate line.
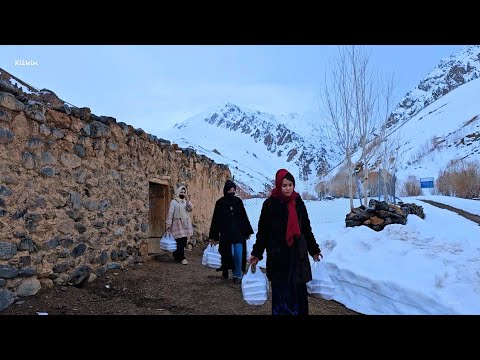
[417, 199, 480, 225]
[1, 244, 360, 315]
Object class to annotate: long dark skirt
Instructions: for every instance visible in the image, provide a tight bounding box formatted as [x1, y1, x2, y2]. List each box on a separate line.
[271, 279, 308, 315]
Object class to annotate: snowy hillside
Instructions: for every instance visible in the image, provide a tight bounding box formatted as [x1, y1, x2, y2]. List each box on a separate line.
[160, 103, 339, 195]
[342, 46, 480, 187]
[387, 45, 480, 129]
[385, 75, 480, 181]
[244, 195, 480, 314]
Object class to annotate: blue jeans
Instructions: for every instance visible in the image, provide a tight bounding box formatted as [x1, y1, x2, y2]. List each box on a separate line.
[231, 243, 243, 279]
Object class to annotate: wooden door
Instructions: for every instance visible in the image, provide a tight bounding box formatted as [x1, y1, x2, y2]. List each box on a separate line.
[148, 182, 169, 254]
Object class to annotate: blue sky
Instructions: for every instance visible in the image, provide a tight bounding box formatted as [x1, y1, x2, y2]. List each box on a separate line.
[0, 45, 465, 136]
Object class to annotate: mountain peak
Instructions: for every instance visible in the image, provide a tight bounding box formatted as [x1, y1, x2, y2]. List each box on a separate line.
[162, 103, 336, 195]
[219, 101, 241, 113]
[387, 45, 480, 129]
[451, 44, 480, 58]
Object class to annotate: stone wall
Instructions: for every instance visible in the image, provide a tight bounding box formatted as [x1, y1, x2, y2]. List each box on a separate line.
[0, 83, 231, 311]
[345, 199, 425, 231]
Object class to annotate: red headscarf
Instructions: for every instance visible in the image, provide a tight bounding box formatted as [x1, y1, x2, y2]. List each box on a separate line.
[270, 169, 301, 247]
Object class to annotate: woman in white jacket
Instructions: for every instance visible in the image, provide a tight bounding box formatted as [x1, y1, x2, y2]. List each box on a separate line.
[166, 185, 194, 265]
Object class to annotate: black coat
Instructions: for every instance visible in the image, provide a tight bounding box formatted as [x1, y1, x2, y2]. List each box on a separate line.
[208, 195, 254, 273]
[251, 196, 320, 284]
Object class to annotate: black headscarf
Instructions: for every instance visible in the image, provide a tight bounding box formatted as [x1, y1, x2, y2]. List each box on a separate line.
[223, 180, 239, 205]
[223, 180, 236, 196]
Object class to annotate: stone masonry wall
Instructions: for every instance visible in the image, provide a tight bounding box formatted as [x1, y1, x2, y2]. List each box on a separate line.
[0, 86, 230, 311]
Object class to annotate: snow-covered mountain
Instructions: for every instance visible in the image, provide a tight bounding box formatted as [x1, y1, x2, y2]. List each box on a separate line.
[387, 45, 480, 129]
[366, 45, 480, 183]
[387, 76, 480, 181]
[160, 103, 339, 195]
[163, 46, 480, 196]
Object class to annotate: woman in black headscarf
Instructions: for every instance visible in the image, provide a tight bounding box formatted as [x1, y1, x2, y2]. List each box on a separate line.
[208, 180, 254, 284]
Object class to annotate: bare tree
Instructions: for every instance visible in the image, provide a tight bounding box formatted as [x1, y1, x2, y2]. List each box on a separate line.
[401, 175, 422, 197]
[320, 46, 399, 209]
[349, 46, 379, 207]
[320, 47, 357, 211]
[381, 130, 403, 202]
[376, 74, 400, 203]
[437, 160, 480, 198]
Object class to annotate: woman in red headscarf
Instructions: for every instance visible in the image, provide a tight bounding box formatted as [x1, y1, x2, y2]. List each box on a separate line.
[250, 169, 322, 315]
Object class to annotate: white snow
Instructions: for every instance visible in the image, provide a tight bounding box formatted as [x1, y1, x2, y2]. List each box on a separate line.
[243, 195, 480, 314]
[414, 195, 480, 216]
[160, 103, 336, 195]
[392, 76, 480, 181]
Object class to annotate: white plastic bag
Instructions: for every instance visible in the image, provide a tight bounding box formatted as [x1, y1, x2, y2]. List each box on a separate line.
[159, 231, 177, 252]
[202, 244, 222, 268]
[241, 265, 269, 305]
[201, 245, 209, 266]
[306, 260, 335, 300]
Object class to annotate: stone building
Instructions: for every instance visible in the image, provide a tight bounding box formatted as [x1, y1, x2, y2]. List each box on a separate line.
[0, 68, 231, 311]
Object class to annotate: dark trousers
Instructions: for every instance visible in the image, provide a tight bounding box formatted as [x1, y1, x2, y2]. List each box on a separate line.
[173, 237, 187, 262]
